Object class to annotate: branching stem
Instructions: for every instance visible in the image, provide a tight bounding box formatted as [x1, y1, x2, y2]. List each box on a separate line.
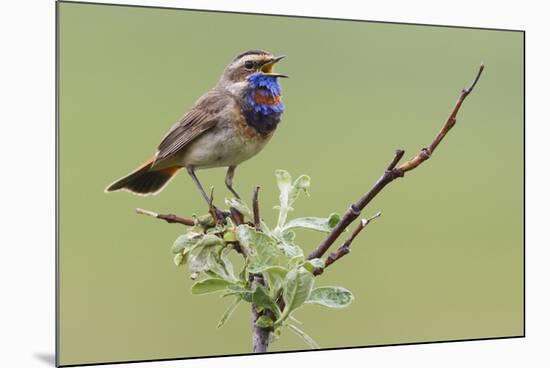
[307, 64, 484, 261]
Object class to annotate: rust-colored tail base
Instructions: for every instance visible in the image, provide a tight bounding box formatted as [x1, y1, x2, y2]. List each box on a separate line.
[105, 159, 181, 196]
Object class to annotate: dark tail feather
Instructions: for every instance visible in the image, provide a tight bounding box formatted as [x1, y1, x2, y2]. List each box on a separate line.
[105, 159, 181, 196]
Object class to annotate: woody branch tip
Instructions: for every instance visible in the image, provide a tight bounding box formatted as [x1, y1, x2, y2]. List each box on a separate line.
[252, 186, 261, 231]
[135, 207, 195, 226]
[307, 63, 484, 261]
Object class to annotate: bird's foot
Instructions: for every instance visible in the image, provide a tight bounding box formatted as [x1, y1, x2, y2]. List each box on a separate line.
[228, 187, 241, 199]
[210, 205, 230, 225]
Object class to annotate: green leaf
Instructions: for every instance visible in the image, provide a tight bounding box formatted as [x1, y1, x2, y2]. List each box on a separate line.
[208, 258, 231, 281]
[220, 246, 236, 280]
[221, 284, 254, 302]
[274, 170, 312, 234]
[237, 258, 248, 283]
[248, 265, 288, 299]
[285, 323, 319, 349]
[288, 313, 302, 325]
[236, 225, 280, 267]
[173, 253, 184, 266]
[327, 212, 341, 228]
[186, 234, 233, 280]
[195, 213, 216, 228]
[278, 241, 304, 258]
[275, 169, 292, 195]
[188, 250, 210, 274]
[274, 170, 294, 230]
[272, 325, 283, 341]
[200, 233, 225, 247]
[302, 258, 325, 273]
[256, 315, 274, 328]
[217, 297, 241, 328]
[306, 286, 354, 308]
[288, 174, 311, 205]
[214, 252, 236, 281]
[191, 278, 232, 295]
[223, 229, 237, 243]
[198, 243, 237, 282]
[283, 213, 341, 233]
[188, 234, 224, 275]
[222, 290, 253, 303]
[225, 198, 253, 217]
[282, 230, 296, 242]
[172, 231, 204, 254]
[288, 255, 304, 269]
[206, 224, 227, 235]
[283, 267, 314, 311]
[252, 286, 281, 318]
[247, 264, 288, 275]
[276, 267, 314, 325]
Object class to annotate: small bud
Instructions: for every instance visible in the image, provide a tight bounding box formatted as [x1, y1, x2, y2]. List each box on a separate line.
[173, 253, 184, 267]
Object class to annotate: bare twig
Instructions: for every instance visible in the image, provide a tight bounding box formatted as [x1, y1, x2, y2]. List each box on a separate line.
[252, 186, 261, 231]
[229, 207, 244, 226]
[307, 64, 484, 261]
[135, 208, 195, 226]
[386, 149, 406, 171]
[208, 187, 215, 213]
[399, 63, 485, 172]
[314, 212, 381, 275]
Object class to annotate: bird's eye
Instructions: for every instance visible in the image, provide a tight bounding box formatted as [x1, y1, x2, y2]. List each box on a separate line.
[244, 60, 255, 70]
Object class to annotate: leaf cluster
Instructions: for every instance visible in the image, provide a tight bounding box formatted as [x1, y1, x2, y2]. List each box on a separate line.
[171, 170, 354, 348]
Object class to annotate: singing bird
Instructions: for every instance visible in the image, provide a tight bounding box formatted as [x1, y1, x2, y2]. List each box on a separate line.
[105, 49, 287, 204]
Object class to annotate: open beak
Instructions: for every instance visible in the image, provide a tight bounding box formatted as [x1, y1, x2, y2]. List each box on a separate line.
[260, 55, 288, 78]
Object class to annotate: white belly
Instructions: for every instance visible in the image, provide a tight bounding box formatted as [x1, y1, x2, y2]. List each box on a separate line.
[178, 121, 271, 169]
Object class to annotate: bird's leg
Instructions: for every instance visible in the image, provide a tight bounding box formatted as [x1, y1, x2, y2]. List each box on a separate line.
[186, 166, 227, 222]
[224, 166, 241, 199]
[187, 166, 211, 204]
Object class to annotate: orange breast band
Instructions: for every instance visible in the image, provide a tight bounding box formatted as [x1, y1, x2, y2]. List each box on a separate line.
[254, 91, 281, 105]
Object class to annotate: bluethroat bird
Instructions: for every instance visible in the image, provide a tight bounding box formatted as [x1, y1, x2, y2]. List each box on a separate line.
[105, 49, 287, 207]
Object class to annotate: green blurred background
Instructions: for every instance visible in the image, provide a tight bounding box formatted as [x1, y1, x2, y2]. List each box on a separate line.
[58, 2, 523, 366]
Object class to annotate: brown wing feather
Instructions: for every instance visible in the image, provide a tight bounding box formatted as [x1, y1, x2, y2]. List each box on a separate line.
[153, 89, 233, 166]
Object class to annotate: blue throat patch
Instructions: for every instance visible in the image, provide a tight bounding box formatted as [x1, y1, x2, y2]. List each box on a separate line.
[242, 72, 284, 135]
